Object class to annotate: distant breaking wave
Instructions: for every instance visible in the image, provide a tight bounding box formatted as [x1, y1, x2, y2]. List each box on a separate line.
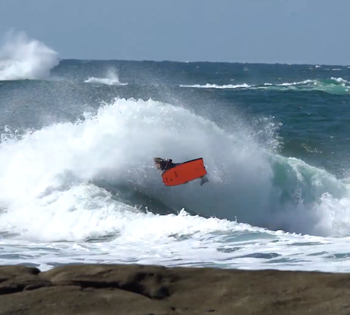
[0, 30, 59, 81]
[180, 77, 350, 95]
[84, 69, 128, 86]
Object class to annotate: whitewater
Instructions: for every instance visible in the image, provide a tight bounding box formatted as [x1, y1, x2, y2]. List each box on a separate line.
[1, 31, 350, 273]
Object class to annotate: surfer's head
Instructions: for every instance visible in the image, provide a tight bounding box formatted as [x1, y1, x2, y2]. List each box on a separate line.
[153, 157, 162, 169]
[153, 157, 162, 163]
[153, 157, 174, 171]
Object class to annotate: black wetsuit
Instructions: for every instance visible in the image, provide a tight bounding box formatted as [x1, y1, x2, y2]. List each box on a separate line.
[159, 159, 177, 171]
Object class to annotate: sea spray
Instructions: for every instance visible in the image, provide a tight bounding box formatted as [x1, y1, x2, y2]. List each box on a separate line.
[0, 30, 59, 80]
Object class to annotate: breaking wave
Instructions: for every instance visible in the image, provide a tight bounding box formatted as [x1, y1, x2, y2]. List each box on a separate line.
[0, 98, 349, 244]
[84, 69, 128, 86]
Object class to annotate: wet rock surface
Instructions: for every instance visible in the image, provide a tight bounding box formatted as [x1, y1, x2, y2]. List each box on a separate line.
[0, 264, 350, 314]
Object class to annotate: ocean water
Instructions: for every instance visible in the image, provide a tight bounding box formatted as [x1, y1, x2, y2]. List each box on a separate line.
[1, 31, 350, 272]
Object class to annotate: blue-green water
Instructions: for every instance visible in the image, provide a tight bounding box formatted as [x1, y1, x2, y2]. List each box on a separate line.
[1, 35, 350, 272]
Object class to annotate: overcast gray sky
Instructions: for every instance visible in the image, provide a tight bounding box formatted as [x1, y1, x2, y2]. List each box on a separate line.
[0, 0, 349, 65]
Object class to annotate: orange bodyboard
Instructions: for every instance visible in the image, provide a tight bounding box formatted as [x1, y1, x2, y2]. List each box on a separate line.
[161, 158, 207, 186]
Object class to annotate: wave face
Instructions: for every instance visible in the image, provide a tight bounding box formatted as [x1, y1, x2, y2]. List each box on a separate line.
[0, 30, 59, 80]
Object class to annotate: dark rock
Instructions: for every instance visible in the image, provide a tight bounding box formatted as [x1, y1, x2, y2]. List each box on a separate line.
[40, 264, 176, 299]
[0, 266, 40, 280]
[0, 276, 52, 295]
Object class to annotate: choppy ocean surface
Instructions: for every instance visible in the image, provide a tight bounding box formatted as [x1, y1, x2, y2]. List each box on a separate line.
[1, 32, 350, 272]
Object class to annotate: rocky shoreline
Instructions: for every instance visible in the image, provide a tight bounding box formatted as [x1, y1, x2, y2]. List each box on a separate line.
[0, 264, 350, 314]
